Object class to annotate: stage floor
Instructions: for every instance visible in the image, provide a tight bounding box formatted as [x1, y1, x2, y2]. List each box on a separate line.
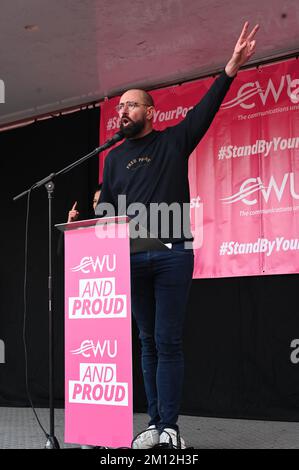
[0, 407, 298, 449]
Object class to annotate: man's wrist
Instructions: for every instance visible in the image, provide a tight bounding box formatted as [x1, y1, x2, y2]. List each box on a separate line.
[225, 59, 240, 78]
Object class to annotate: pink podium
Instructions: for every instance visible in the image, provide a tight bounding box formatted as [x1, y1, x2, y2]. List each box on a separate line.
[56, 216, 167, 448]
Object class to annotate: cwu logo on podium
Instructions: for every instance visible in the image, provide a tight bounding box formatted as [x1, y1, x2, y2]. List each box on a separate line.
[0, 79, 5, 103]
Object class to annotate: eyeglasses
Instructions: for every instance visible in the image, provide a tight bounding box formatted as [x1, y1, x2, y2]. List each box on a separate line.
[115, 101, 150, 113]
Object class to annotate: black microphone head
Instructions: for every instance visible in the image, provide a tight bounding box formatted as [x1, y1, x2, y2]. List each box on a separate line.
[110, 130, 125, 143]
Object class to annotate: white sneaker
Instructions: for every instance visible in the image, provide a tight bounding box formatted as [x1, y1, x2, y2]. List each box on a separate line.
[132, 425, 160, 449]
[159, 428, 186, 449]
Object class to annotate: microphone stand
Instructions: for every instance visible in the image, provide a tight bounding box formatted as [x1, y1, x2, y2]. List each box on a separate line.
[13, 132, 123, 449]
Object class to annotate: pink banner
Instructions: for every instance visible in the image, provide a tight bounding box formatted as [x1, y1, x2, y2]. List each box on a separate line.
[99, 58, 299, 278]
[64, 220, 133, 447]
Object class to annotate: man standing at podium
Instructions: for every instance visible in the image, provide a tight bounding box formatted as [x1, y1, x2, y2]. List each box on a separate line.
[96, 22, 259, 449]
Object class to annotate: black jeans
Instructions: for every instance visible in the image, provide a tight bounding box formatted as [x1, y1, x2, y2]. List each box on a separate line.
[130, 242, 194, 430]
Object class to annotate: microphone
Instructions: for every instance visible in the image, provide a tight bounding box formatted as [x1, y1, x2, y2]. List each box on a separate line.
[13, 131, 125, 202]
[92, 130, 124, 155]
[104, 130, 125, 147]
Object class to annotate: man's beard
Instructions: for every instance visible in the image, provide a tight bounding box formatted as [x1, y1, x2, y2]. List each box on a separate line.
[120, 116, 146, 138]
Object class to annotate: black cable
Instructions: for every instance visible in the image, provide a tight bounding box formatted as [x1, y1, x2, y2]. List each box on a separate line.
[23, 187, 49, 439]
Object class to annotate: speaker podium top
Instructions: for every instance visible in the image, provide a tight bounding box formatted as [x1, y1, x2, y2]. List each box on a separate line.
[55, 216, 169, 254]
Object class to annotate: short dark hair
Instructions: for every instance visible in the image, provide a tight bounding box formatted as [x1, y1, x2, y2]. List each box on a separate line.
[141, 90, 154, 107]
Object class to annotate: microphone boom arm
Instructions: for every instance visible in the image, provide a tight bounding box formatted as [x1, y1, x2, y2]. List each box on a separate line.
[13, 130, 124, 201]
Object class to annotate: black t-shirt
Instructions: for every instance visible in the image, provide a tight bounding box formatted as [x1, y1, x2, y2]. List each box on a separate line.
[96, 70, 234, 244]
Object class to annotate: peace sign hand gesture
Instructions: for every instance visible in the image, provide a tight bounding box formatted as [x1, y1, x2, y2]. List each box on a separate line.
[225, 22, 259, 77]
